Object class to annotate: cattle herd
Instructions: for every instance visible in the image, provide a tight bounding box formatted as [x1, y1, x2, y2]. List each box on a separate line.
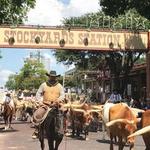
[1, 95, 150, 150]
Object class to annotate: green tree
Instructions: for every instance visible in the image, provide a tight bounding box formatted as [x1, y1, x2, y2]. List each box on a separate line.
[64, 9, 150, 30]
[55, 10, 150, 94]
[99, 0, 150, 20]
[0, 0, 36, 59]
[5, 60, 47, 90]
[0, 0, 36, 24]
[5, 74, 16, 90]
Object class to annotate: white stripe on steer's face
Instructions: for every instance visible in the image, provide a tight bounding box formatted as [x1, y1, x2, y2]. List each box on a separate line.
[103, 103, 129, 124]
[103, 103, 114, 123]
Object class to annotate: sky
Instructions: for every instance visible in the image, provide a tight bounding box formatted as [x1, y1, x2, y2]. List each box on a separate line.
[0, 0, 100, 87]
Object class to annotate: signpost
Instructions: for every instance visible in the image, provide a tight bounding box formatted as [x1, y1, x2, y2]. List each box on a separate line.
[0, 26, 148, 51]
[0, 25, 149, 99]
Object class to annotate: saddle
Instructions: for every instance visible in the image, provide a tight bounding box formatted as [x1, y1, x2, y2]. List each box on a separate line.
[31, 105, 52, 125]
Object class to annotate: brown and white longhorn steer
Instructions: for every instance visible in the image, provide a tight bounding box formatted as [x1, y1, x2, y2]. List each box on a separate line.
[103, 103, 138, 150]
[128, 110, 150, 150]
[69, 108, 95, 140]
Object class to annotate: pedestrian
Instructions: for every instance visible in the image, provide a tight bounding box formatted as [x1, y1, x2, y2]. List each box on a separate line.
[17, 89, 24, 100]
[129, 96, 134, 107]
[132, 99, 141, 109]
[109, 89, 122, 103]
[79, 90, 86, 102]
[32, 70, 65, 139]
[123, 95, 134, 106]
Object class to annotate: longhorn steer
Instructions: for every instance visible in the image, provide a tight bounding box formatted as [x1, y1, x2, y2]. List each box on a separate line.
[63, 102, 102, 140]
[69, 108, 93, 140]
[128, 110, 150, 150]
[104, 103, 138, 150]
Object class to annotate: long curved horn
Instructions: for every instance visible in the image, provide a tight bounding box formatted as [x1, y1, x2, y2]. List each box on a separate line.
[131, 108, 145, 117]
[131, 108, 145, 113]
[72, 108, 85, 113]
[70, 104, 83, 108]
[106, 119, 134, 127]
[91, 105, 103, 110]
[88, 109, 102, 113]
[63, 103, 71, 108]
[128, 125, 150, 138]
[70, 101, 86, 108]
[63, 102, 83, 108]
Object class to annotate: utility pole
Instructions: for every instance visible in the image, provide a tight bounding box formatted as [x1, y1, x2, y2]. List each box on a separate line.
[0, 50, 2, 59]
[63, 72, 65, 88]
[37, 50, 41, 63]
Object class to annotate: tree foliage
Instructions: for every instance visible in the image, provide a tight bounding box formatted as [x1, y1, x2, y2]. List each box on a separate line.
[54, 50, 104, 71]
[63, 9, 150, 30]
[5, 74, 16, 90]
[99, 0, 150, 20]
[0, 0, 36, 24]
[54, 10, 149, 93]
[5, 60, 47, 90]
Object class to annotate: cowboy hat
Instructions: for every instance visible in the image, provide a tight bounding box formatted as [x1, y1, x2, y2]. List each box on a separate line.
[46, 70, 60, 77]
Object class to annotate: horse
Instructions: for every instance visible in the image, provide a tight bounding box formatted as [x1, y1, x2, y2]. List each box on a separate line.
[3, 102, 15, 130]
[38, 106, 67, 150]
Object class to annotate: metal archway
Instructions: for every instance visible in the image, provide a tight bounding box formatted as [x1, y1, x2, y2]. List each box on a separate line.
[0, 25, 150, 100]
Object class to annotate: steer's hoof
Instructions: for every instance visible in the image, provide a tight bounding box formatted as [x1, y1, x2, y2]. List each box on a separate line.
[65, 132, 72, 137]
[85, 137, 89, 141]
[32, 135, 38, 139]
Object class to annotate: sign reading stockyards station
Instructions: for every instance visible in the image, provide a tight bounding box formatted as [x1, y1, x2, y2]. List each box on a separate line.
[0, 26, 148, 51]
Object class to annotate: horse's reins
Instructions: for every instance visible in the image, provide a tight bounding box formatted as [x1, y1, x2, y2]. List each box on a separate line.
[31, 105, 51, 125]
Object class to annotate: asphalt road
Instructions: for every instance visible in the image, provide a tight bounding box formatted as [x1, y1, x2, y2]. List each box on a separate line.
[0, 120, 146, 150]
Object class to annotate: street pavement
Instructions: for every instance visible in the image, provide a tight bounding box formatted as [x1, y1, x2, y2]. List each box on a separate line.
[0, 120, 146, 150]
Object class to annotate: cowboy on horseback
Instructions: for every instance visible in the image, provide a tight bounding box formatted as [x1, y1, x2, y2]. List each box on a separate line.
[32, 70, 65, 139]
[1, 91, 15, 130]
[1, 91, 15, 113]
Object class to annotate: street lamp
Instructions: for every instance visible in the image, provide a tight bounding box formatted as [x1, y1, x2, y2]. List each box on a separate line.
[59, 39, 65, 47]
[8, 37, 15, 45]
[109, 42, 114, 49]
[35, 36, 40, 44]
[83, 37, 88, 46]
[63, 73, 65, 88]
